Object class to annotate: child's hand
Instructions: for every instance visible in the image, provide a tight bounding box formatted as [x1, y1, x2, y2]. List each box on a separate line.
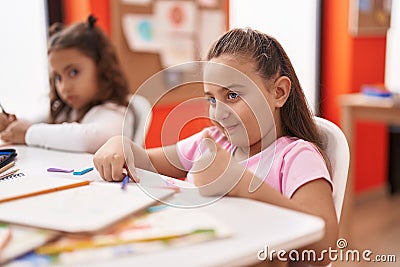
[0, 113, 16, 132]
[0, 120, 30, 144]
[190, 132, 246, 197]
[93, 135, 138, 182]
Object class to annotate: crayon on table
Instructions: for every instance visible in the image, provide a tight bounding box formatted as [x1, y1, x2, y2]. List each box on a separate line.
[121, 175, 130, 190]
[73, 167, 94, 176]
[47, 168, 74, 173]
[0, 168, 20, 179]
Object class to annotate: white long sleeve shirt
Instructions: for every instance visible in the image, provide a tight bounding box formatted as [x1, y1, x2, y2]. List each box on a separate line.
[25, 102, 134, 153]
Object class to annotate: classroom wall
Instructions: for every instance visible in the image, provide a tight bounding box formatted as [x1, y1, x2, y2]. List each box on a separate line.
[385, 0, 400, 91]
[321, 0, 387, 193]
[0, 0, 49, 120]
[229, 0, 320, 113]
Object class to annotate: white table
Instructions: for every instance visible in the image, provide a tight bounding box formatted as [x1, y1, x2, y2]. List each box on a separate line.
[4, 145, 325, 267]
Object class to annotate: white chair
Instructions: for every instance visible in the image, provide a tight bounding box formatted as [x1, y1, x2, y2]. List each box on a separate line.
[314, 116, 350, 221]
[127, 94, 152, 147]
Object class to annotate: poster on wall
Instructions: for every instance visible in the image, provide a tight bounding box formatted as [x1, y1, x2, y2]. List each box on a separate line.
[349, 0, 392, 36]
[159, 37, 195, 68]
[154, 1, 197, 67]
[122, 15, 159, 52]
[121, 0, 151, 5]
[197, 0, 218, 8]
[154, 1, 197, 33]
[198, 10, 225, 60]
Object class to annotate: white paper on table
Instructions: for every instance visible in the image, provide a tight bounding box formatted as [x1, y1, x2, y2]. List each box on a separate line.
[122, 14, 159, 52]
[0, 183, 175, 234]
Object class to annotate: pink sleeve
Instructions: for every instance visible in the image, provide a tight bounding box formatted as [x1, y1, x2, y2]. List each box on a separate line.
[281, 142, 332, 198]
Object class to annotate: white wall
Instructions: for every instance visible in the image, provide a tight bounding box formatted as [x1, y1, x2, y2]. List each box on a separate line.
[385, 0, 400, 92]
[229, 0, 320, 113]
[0, 0, 49, 120]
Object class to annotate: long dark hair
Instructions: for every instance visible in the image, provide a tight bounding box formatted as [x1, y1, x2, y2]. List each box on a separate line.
[207, 28, 330, 171]
[47, 15, 129, 123]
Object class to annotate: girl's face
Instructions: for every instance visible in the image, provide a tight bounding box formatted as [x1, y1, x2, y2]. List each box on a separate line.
[49, 48, 99, 111]
[204, 55, 280, 154]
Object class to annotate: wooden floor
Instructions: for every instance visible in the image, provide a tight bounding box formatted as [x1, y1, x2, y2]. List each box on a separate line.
[333, 188, 400, 267]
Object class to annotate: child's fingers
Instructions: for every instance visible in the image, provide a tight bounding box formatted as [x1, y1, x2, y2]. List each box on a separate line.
[124, 163, 139, 183]
[93, 152, 125, 182]
[99, 160, 114, 182]
[0, 130, 11, 142]
[122, 140, 139, 182]
[93, 153, 108, 181]
[97, 164, 108, 182]
[110, 153, 126, 181]
[0, 115, 8, 131]
[93, 154, 105, 180]
[8, 114, 16, 122]
[191, 131, 218, 174]
[200, 131, 220, 153]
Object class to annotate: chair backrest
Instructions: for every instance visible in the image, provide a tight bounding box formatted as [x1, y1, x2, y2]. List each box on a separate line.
[127, 94, 152, 147]
[314, 117, 350, 221]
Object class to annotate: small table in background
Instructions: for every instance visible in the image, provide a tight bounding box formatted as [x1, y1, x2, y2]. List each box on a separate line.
[339, 93, 400, 240]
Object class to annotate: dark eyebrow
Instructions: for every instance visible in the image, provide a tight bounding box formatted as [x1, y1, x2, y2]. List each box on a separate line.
[224, 84, 245, 90]
[204, 84, 244, 95]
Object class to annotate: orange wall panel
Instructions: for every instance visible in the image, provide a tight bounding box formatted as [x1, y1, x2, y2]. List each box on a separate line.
[63, 0, 90, 24]
[63, 0, 110, 36]
[354, 122, 388, 192]
[89, 0, 111, 36]
[145, 104, 211, 149]
[321, 0, 388, 193]
[320, 0, 352, 125]
[351, 37, 386, 92]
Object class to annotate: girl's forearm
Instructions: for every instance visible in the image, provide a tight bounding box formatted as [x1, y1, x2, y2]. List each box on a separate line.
[232, 170, 301, 211]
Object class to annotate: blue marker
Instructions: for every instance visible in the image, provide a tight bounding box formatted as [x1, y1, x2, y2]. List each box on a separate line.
[121, 175, 130, 190]
[73, 167, 94, 176]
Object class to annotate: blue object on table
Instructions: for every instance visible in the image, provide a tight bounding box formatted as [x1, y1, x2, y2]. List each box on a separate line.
[361, 85, 393, 97]
[0, 149, 17, 169]
[121, 175, 130, 190]
[73, 167, 94, 176]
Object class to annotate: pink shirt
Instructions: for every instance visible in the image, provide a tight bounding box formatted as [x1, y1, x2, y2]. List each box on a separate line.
[176, 126, 332, 198]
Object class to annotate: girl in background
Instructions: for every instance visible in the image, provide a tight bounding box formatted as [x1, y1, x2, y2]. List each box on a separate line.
[0, 15, 133, 153]
[94, 28, 337, 265]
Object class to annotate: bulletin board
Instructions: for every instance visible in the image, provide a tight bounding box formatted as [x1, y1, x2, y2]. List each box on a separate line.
[110, 0, 227, 105]
[349, 0, 392, 36]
